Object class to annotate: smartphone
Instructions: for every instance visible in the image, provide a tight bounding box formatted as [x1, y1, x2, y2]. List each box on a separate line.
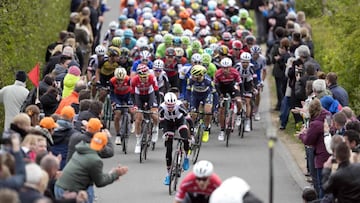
[325, 115, 332, 126]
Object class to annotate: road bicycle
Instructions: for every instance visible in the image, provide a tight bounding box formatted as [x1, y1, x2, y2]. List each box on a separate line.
[137, 109, 154, 163]
[169, 136, 187, 195]
[115, 104, 133, 154]
[238, 99, 246, 138]
[100, 87, 112, 130]
[222, 93, 236, 147]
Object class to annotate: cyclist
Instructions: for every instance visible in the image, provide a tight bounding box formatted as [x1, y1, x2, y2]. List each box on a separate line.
[174, 160, 222, 203]
[131, 64, 160, 154]
[186, 65, 215, 143]
[153, 59, 169, 102]
[110, 68, 133, 145]
[201, 53, 217, 79]
[130, 50, 153, 78]
[214, 57, 242, 141]
[250, 45, 266, 121]
[236, 52, 257, 132]
[155, 33, 173, 59]
[218, 32, 233, 50]
[163, 47, 180, 89]
[95, 46, 120, 88]
[230, 40, 244, 64]
[118, 47, 133, 75]
[160, 92, 193, 185]
[87, 45, 106, 83]
[121, 29, 137, 50]
[103, 21, 118, 47]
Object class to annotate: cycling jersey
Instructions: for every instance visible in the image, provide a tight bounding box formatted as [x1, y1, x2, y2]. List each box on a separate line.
[163, 60, 179, 78]
[204, 63, 217, 79]
[175, 172, 222, 202]
[214, 67, 241, 85]
[88, 54, 108, 72]
[131, 60, 153, 73]
[186, 75, 215, 109]
[98, 59, 118, 76]
[109, 76, 132, 95]
[118, 59, 133, 75]
[156, 71, 169, 89]
[251, 54, 266, 83]
[130, 74, 159, 95]
[159, 100, 188, 122]
[121, 37, 137, 50]
[236, 63, 256, 93]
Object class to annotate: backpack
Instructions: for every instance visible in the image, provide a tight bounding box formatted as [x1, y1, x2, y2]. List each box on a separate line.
[20, 88, 37, 112]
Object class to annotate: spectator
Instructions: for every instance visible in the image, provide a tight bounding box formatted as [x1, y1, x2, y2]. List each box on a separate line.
[210, 176, 263, 203]
[62, 65, 81, 98]
[322, 142, 360, 202]
[70, 89, 91, 114]
[55, 80, 86, 114]
[345, 120, 360, 133]
[25, 105, 41, 127]
[0, 71, 29, 130]
[68, 12, 80, 33]
[40, 87, 61, 116]
[44, 45, 73, 78]
[67, 118, 113, 162]
[21, 134, 39, 162]
[325, 72, 349, 107]
[343, 130, 360, 163]
[297, 98, 331, 198]
[75, 100, 103, 129]
[40, 154, 60, 201]
[294, 45, 321, 72]
[37, 116, 58, 148]
[51, 106, 77, 170]
[45, 31, 68, 63]
[302, 186, 318, 203]
[296, 11, 312, 37]
[0, 189, 20, 203]
[18, 163, 48, 203]
[55, 132, 128, 202]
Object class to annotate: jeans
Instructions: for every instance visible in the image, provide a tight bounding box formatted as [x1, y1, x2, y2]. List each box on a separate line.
[275, 78, 285, 109]
[316, 168, 324, 199]
[280, 96, 291, 127]
[305, 147, 317, 190]
[54, 185, 94, 203]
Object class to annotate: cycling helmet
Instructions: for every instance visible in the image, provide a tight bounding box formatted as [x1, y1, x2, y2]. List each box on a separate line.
[209, 43, 219, 51]
[174, 47, 184, 57]
[115, 29, 124, 37]
[153, 59, 165, 70]
[109, 21, 118, 30]
[143, 12, 153, 21]
[191, 65, 207, 77]
[173, 36, 182, 46]
[203, 48, 214, 56]
[250, 45, 262, 54]
[107, 46, 121, 57]
[114, 67, 127, 80]
[126, 19, 136, 28]
[137, 64, 149, 75]
[191, 40, 202, 50]
[209, 176, 250, 203]
[191, 2, 200, 11]
[199, 19, 208, 27]
[172, 0, 181, 7]
[211, 21, 224, 31]
[135, 25, 144, 33]
[207, 0, 217, 11]
[222, 32, 232, 41]
[143, 20, 152, 28]
[163, 33, 173, 45]
[201, 53, 212, 65]
[183, 29, 193, 38]
[160, 2, 169, 9]
[95, 45, 106, 56]
[164, 92, 177, 107]
[239, 8, 249, 19]
[232, 40, 243, 49]
[179, 11, 190, 19]
[193, 160, 214, 178]
[136, 37, 149, 49]
[217, 45, 229, 55]
[118, 15, 127, 22]
[181, 36, 190, 46]
[160, 16, 172, 25]
[119, 47, 130, 57]
[228, 0, 236, 7]
[230, 15, 240, 24]
[191, 53, 202, 63]
[198, 29, 210, 38]
[142, 7, 153, 15]
[140, 50, 151, 60]
[240, 30, 251, 40]
[240, 52, 251, 62]
[144, 1, 153, 8]
[154, 34, 163, 43]
[215, 10, 224, 18]
[123, 29, 134, 38]
[245, 35, 256, 45]
[172, 24, 184, 36]
[220, 57, 232, 67]
[165, 47, 176, 56]
[111, 37, 122, 47]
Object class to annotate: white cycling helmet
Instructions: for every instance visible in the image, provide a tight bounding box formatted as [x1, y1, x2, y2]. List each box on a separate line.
[154, 34, 164, 43]
[115, 29, 124, 37]
[220, 57, 233, 68]
[95, 45, 106, 56]
[209, 176, 250, 203]
[153, 59, 165, 70]
[240, 52, 252, 62]
[109, 21, 118, 30]
[136, 37, 149, 48]
[193, 160, 214, 178]
[140, 50, 151, 60]
[191, 53, 202, 63]
[164, 92, 177, 107]
[114, 67, 127, 80]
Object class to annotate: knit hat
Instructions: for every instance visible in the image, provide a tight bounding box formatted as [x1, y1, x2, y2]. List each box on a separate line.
[40, 117, 58, 129]
[60, 106, 75, 120]
[90, 132, 108, 151]
[62, 46, 74, 58]
[86, 118, 103, 132]
[68, 65, 81, 76]
[16, 71, 27, 82]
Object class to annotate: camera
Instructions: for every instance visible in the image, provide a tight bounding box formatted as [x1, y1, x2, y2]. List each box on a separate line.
[352, 145, 360, 153]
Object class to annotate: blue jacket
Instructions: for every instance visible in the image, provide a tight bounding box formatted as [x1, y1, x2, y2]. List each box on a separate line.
[328, 84, 349, 107]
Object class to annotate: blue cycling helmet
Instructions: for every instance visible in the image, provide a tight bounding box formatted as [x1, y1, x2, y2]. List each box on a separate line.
[123, 29, 134, 38]
[173, 36, 182, 46]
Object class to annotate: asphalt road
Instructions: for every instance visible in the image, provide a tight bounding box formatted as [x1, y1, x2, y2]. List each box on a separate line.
[94, 2, 306, 202]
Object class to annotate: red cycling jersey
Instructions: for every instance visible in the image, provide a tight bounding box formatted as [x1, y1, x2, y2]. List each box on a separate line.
[109, 76, 132, 95]
[175, 172, 222, 202]
[214, 67, 242, 85]
[163, 59, 178, 77]
[130, 74, 159, 95]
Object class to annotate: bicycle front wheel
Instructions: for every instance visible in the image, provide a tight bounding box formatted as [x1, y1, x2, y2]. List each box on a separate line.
[121, 114, 129, 154]
[191, 126, 202, 164]
[169, 150, 180, 195]
[140, 123, 148, 163]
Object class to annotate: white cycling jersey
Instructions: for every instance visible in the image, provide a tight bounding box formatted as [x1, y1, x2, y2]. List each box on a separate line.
[159, 100, 187, 122]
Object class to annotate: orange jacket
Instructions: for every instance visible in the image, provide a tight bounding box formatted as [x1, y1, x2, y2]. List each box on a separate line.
[175, 18, 196, 32]
[55, 91, 79, 115]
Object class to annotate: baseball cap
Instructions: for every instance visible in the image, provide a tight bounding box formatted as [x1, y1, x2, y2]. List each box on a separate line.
[40, 117, 58, 129]
[90, 132, 108, 151]
[60, 106, 75, 120]
[86, 118, 103, 132]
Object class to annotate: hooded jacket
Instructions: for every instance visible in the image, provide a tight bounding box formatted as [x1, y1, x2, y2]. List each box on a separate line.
[299, 109, 331, 168]
[56, 142, 119, 191]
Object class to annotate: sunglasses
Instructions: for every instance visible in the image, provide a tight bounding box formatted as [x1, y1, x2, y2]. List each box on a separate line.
[234, 48, 241, 51]
[193, 61, 202, 64]
[167, 55, 174, 58]
[196, 177, 208, 182]
[154, 69, 162, 72]
[139, 74, 149, 78]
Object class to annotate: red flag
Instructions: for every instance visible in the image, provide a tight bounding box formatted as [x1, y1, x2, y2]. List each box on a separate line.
[28, 62, 40, 87]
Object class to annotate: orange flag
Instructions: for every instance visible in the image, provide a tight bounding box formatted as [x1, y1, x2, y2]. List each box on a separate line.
[28, 62, 40, 87]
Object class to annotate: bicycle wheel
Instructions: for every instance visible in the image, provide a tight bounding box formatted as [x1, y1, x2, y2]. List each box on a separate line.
[121, 114, 129, 154]
[169, 150, 180, 195]
[102, 97, 112, 129]
[191, 126, 202, 164]
[238, 110, 245, 138]
[145, 123, 152, 160]
[140, 122, 148, 163]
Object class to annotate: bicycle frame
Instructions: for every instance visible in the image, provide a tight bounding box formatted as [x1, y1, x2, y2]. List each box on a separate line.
[223, 94, 236, 147]
[169, 136, 186, 195]
[116, 105, 133, 154]
[137, 109, 154, 163]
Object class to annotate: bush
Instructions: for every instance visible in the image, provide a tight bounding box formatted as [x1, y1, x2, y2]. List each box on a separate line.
[0, 0, 70, 130]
